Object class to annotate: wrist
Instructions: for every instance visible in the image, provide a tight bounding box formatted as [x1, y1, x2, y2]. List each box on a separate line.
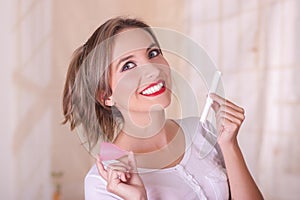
[218, 139, 240, 153]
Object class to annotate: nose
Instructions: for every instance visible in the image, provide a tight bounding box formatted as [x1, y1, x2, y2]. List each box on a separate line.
[142, 63, 161, 79]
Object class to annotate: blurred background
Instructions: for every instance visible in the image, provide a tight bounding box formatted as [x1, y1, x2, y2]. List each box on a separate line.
[1, 0, 299, 199]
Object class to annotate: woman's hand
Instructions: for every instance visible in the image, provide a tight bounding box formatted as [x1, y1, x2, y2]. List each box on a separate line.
[210, 93, 245, 147]
[210, 93, 264, 199]
[96, 152, 147, 200]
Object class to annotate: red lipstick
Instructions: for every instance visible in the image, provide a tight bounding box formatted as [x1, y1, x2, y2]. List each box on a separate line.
[140, 81, 166, 97]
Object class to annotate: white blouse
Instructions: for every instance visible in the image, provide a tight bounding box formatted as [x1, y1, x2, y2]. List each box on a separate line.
[85, 117, 229, 199]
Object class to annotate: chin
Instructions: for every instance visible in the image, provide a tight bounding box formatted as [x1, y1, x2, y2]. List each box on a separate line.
[153, 96, 172, 111]
[163, 96, 172, 108]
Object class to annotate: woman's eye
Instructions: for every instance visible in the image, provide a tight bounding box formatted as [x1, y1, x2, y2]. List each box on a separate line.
[121, 62, 136, 72]
[148, 49, 160, 58]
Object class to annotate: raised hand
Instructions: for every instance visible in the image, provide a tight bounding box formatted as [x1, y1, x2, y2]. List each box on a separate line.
[210, 93, 245, 146]
[210, 93, 263, 199]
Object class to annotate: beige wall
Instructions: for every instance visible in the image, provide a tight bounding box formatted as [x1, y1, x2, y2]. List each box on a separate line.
[1, 0, 299, 200]
[51, 1, 187, 199]
[187, 1, 300, 199]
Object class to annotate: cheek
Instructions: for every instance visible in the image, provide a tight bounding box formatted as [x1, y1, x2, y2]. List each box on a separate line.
[160, 58, 171, 75]
[162, 64, 171, 85]
[112, 72, 140, 103]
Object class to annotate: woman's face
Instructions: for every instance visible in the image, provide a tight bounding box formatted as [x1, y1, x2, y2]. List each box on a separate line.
[107, 28, 171, 113]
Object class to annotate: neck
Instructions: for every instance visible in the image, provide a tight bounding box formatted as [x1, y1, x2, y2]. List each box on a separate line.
[120, 108, 166, 139]
[113, 115, 185, 169]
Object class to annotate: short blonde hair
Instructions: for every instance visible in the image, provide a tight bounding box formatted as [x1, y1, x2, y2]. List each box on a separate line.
[62, 16, 161, 152]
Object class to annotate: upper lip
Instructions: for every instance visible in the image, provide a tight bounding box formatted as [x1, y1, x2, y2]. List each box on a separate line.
[140, 80, 165, 95]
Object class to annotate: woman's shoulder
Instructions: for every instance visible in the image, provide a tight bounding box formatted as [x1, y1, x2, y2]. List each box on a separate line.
[85, 164, 106, 189]
[85, 164, 122, 200]
[85, 164, 101, 179]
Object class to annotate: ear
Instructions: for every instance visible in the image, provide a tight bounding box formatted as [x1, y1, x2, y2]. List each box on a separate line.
[97, 92, 114, 107]
[104, 96, 114, 107]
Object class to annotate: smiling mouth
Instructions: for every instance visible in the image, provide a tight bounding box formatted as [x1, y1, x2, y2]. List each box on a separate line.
[140, 81, 166, 96]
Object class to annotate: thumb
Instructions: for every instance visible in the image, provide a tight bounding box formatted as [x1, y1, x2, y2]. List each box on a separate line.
[128, 151, 138, 173]
[127, 151, 144, 186]
[211, 101, 220, 112]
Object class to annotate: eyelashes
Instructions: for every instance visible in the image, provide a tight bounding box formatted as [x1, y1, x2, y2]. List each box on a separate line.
[120, 48, 161, 72]
[121, 62, 136, 72]
[148, 48, 160, 59]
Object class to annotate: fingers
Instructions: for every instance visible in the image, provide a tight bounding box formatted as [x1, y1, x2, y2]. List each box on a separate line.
[128, 151, 137, 173]
[209, 93, 245, 139]
[96, 155, 131, 182]
[215, 104, 245, 125]
[105, 167, 129, 195]
[108, 162, 131, 180]
[96, 155, 108, 180]
[210, 94, 245, 122]
[109, 162, 131, 172]
[127, 152, 144, 186]
[107, 165, 129, 182]
[210, 93, 245, 114]
[97, 151, 146, 199]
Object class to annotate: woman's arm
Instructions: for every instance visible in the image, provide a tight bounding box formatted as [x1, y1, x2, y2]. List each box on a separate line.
[210, 93, 263, 200]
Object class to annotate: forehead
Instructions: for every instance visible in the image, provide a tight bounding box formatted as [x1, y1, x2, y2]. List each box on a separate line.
[111, 28, 156, 61]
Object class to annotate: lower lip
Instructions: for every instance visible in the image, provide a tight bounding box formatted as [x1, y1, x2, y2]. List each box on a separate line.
[141, 86, 166, 97]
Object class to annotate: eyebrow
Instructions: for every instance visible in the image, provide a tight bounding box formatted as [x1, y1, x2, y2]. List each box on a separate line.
[117, 55, 134, 67]
[146, 43, 158, 52]
[116, 43, 158, 67]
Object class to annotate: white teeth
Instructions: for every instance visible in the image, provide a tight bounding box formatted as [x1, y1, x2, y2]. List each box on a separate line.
[142, 82, 164, 95]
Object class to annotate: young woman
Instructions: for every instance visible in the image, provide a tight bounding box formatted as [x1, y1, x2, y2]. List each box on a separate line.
[63, 17, 263, 200]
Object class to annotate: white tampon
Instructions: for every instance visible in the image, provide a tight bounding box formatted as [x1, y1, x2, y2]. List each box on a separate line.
[200, 71, 222, 123]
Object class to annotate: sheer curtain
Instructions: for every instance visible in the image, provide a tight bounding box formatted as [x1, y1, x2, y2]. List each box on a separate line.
[1, 0, 299, 199]
[1, 0, 53, 199]
[1, 0, 188, 200]
[187, 0, 300, 199]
